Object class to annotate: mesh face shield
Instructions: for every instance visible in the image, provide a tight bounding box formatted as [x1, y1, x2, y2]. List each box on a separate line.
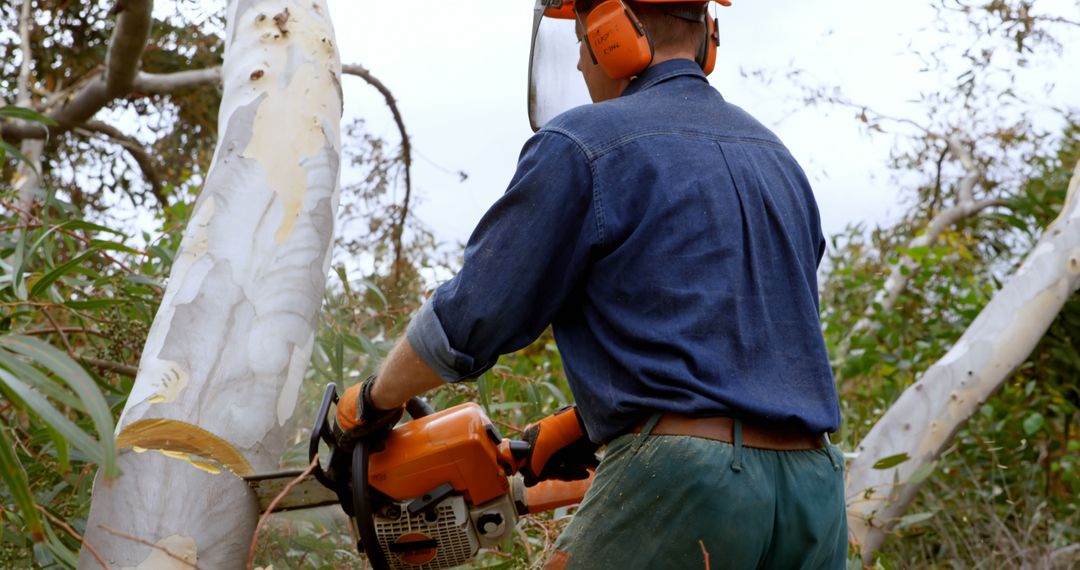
[527, 0, 593, 132]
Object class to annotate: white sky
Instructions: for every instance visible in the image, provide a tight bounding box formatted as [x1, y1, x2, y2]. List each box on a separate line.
[324, 0, 1080, 251]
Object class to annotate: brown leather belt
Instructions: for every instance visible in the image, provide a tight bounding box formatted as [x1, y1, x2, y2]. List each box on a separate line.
[633, 414, 825, 451]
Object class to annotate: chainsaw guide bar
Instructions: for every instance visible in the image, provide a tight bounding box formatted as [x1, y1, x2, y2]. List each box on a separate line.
[244, 469, 340, 512]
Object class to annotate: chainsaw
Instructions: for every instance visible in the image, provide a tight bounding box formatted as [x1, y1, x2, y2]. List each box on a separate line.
[244, 383, 595, 570]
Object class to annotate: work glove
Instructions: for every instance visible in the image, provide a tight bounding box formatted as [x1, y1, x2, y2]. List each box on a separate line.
[520, 405, 600, 487]
[335, 376, 404, 444]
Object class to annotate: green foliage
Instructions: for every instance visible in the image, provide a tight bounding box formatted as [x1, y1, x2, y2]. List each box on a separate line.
[0, 148, 191, 566]
[826, 126, 1080, 566]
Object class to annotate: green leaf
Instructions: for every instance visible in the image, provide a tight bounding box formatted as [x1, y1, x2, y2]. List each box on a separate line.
[0, 369, 104, 466]
[125, 274, 164, 288]
[0, 426, 46, 542]
[45, 424, 70, 474]
[63, 298, 126, 310]
[42, 523, 79, 567]
[90, 239, 143, 255]
[358, 278, 388, 308]
[335, 266, 352, 296]
[10, 230, 28, 299]
[904, 245, 930, 263]
[906, 461, 936, 485]
[58, 220, 127, 237]
[333, 334, 344, 385]
[895, 511, 935, 529]
[1022, 412, 1045, 436]
[0, 336, 117, 478]
[0, 140, 41, 176]
[0, 349, 84, 410]
[872, 452, 911, 470]
[0, 105, 58, 125]
[29, 250, 97, 299]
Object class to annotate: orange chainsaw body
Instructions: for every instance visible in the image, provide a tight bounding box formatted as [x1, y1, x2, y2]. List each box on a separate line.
[367, 403, 512, 506]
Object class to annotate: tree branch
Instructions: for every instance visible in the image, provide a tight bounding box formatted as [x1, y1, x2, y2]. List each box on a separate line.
[38, 506, 108, 569]
[947, 135, 979, 205]
[77, 120, 167, 205]
[0, 0, 153, 143]
[132, 67, 223, 94]
[342, 63, 413, 284]
[79, 356, 138, 377]
[837, 133, 1006, 364]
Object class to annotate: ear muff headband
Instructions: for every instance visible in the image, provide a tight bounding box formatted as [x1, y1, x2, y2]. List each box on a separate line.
[584, 0, 654, 79]
[698, 14, 719, 75]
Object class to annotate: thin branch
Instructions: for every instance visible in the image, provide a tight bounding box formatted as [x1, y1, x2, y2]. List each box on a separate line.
[835, 132, 1008, 365]
[1, 0, 153, 143]
[37, 506, 107, 570]
[342, 63, 413, 285]
[79, 356, 137, 377]
[40, 309, 75, 356]
[247, 455, 320, 570]
[1049, 544, 1080, 568]
[98, 524, 202, 570]
[699, 539, 711, 570]
[22, 326, 104, 338]
[132, 67, 223, 94]
[947, 135, 979, 204]
[930, 143, 949, 216]
[78, 120, 167, 205]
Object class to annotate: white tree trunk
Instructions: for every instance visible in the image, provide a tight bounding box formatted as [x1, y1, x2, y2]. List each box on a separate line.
[846, 160, 1080, 562]
[13, 0, 44, 217]
[79, 1, 342, 567]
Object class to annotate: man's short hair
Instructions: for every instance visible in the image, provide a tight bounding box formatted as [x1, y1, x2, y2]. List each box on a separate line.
[575, 1, 707, 54]
[630, 2, 708, 53]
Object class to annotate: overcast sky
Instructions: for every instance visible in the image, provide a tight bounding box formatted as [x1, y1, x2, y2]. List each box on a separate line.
[321, 0, 1079, 257]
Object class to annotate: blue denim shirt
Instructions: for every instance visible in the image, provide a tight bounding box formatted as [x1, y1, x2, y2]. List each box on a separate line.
[408, 59, 841, 443]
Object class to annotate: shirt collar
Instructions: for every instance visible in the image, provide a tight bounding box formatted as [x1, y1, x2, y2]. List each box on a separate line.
[620, 59, 708, 97]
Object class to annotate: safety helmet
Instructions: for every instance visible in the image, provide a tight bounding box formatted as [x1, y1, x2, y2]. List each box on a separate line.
[528, 0, 732, 131]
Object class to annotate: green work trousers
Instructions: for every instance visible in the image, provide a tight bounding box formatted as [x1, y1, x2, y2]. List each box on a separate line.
[548, 420, 848, 569]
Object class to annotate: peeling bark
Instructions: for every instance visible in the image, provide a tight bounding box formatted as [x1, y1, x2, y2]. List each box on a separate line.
[79, 1, 342, 567]
[847, 160, 1080, 562]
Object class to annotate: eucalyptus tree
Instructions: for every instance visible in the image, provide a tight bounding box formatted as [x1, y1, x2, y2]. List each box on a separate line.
[0, 0, 414, 567]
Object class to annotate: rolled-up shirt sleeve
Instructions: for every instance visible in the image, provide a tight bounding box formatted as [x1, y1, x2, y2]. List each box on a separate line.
[407, 129, 598, 382]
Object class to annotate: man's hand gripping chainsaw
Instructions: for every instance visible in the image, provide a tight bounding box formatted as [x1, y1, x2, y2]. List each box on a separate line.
[303, 382, 597, 570]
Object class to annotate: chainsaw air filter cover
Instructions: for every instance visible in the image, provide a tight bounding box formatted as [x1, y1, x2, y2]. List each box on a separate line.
[369, 493, 518, 570]
[367, 403, 514, 506]
[374, 495, 475, 569]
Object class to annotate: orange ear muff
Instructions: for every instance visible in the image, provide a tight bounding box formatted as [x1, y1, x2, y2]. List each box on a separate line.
[585, 0, 654, 79]
[699, 15, 719, 75]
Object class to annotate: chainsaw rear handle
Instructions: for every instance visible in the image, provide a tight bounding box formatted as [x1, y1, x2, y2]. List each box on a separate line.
[517, 405, 598, 486]
[512, 469, 595, 515]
